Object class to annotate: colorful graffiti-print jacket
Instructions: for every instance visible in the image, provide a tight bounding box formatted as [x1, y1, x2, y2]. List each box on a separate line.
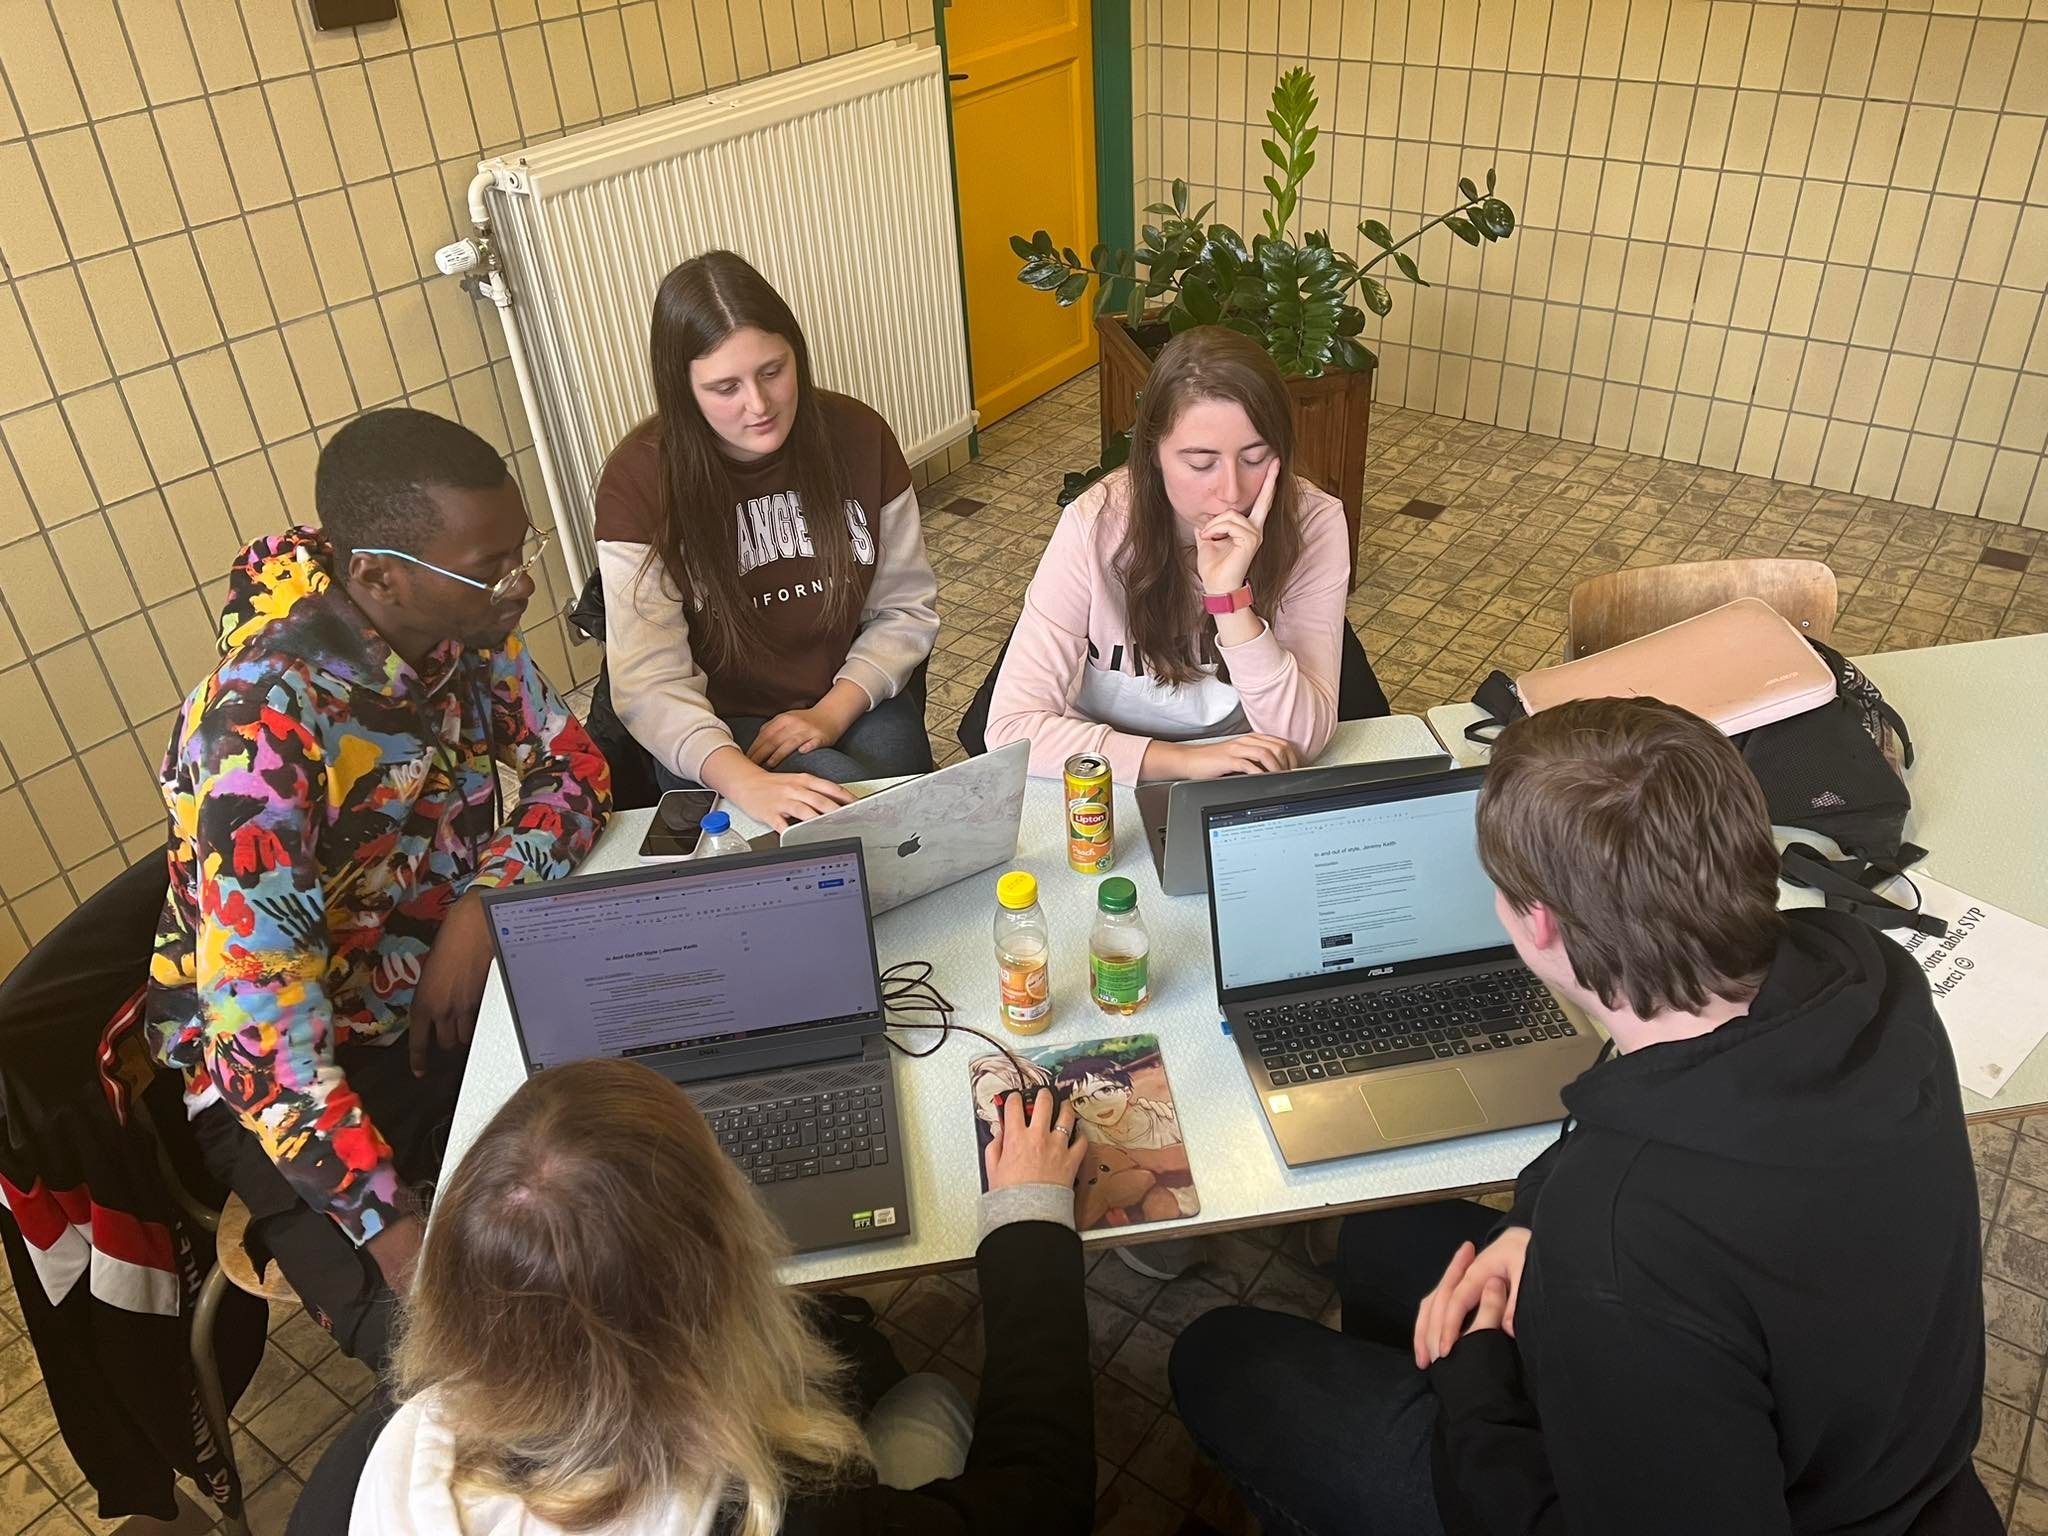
[147, 529, 611, 1245]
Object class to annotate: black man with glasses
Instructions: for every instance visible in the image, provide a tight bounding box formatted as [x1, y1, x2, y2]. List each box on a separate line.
[147, 408, 612, 1369]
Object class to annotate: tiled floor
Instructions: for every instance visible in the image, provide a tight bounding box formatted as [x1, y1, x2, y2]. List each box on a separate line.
[2, 369, 2044, 1534]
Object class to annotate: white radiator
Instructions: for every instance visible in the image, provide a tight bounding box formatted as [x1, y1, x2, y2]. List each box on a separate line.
[462, 42, 976, 591]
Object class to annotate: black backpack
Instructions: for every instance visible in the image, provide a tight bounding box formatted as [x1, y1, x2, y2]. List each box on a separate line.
[1468, 639, 1943, 936]
[1739, 640, 1912, 864]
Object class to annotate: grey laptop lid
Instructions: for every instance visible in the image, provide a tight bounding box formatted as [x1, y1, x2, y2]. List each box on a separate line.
[777, 740, 1030, 914]
[1143, 744, 1453, 896]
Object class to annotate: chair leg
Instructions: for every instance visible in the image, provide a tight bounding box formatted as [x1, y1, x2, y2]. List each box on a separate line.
[190, 1263, 250, 1536]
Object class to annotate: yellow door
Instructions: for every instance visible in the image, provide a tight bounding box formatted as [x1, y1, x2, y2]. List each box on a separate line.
[946, 0, 1098, 428]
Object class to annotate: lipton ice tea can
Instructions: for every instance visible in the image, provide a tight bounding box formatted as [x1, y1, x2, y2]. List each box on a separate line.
[1064, 753, 1114, 874]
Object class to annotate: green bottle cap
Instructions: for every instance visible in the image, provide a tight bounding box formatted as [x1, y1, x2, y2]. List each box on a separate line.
[1098, 877, 1137, 913]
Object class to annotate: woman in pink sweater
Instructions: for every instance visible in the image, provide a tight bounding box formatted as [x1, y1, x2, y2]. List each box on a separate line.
[986, 327, 1351, 784]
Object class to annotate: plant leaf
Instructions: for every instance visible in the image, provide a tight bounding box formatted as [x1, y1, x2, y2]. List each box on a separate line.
[1329, 336, 1377, 372]
[1020, 255, 1067, 291]
[1172, 177, 1189, 213]
[1458, 177, 1479, 202]
[1444, 215, 1481, 246]
[1360, 219, 1395, 250]
[1479, 198, 1516, 238]
[1392, 250, 1428, 285]
[1359, 276, 1392, 315]
[1056, 270, 1090, 306]
[1486, 165, 1497, 192]
[1128, 278, 1149, 328]
[1262, 139, 1290, 170]
[1009, 234, 1036, 260]
[1181, 273, 1222, 323]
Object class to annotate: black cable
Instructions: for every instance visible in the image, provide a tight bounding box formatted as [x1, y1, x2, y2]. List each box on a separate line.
[880, 959, 1049, 1107]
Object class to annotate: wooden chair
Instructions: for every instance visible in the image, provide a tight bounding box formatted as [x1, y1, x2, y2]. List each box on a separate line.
[1565, 558, 1839, 660]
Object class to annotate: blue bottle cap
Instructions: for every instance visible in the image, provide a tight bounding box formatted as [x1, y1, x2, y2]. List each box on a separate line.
[701, 810, 730, 834]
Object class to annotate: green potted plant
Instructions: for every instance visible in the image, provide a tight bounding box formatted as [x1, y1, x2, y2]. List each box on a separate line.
[1010, 68, 1515, 571]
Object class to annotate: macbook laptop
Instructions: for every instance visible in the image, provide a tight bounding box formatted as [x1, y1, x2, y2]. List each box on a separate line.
[771, 740, 1030, 914]
[1137, 751, 1451, 896]
[482, 840, 912, 1253]
[1201, 767, 1603, 1166]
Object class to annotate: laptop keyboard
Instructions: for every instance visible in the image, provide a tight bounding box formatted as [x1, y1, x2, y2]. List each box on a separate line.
[1247, 971, 1577, 1088]
[709, 1088, 890, 1185]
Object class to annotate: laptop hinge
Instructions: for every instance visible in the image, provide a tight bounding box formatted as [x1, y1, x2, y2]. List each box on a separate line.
[650, 1021, 877, 1086]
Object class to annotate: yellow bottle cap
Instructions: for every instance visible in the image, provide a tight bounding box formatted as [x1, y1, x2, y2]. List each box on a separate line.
[996, 871, 1039, 910]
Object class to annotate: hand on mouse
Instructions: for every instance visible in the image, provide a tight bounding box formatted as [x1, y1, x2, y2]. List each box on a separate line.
[985, 1087, 1090, 1195]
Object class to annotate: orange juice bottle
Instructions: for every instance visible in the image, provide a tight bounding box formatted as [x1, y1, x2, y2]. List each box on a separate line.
[994, 871, 1053, 1034]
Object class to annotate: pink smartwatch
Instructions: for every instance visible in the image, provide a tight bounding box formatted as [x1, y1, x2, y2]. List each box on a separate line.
[1203, 583, 1253, 616]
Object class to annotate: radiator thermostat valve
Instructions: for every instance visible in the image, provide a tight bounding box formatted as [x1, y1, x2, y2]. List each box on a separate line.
[434, 239, 483, 277]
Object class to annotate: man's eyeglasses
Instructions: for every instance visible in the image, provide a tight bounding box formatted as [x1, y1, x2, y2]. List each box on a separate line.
[355, 527, 553, 603]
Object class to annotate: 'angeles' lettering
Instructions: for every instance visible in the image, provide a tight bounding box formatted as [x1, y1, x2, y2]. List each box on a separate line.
[733, 493, 876, 577]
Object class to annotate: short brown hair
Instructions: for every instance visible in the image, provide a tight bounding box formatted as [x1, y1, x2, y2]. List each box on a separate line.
[392, 1059, 868, 1534]
[1475, 697, 1785, 1017]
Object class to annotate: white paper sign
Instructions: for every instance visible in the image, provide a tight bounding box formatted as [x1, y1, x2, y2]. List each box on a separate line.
[1885, 875, 2048, 1097]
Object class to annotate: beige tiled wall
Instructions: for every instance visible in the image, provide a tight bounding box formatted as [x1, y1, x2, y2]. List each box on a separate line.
[0, 0, 933, 975]
[1131, 0, 2048, 526]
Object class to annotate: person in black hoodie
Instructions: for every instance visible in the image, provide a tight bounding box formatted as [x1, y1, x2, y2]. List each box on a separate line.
[1172, 696, 1994, 1536]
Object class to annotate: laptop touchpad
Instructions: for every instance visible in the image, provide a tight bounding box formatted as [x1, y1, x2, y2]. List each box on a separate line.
[1360, 1070, 1487, 1142]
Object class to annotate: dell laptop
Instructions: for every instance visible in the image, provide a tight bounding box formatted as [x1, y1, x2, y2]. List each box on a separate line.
[772, 740, 1030, 914]
[482, 840, 912, 1253]
[1202, 767, 1603, 1165]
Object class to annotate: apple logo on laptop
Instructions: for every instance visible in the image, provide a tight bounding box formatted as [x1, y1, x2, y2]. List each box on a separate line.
[896, 834, 922, 858]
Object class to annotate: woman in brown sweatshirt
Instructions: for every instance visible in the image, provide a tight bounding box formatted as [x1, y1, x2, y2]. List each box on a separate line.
[597, 251, 939, 829]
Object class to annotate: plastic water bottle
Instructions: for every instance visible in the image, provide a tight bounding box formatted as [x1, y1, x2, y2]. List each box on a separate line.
[994, 871, 1053, 1034]
[693, 809, 751, 860]
[1089, 877, 1151, 1015]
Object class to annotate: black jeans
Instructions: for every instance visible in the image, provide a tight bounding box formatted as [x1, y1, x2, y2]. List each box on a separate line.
[196, 1038, 468, 1374]
[1170, 1200, 1500, 1536]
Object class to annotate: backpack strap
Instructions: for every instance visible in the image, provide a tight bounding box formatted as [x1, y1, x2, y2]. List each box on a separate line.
[1465, 670, 1524, 745]
[1780, 843, 1947, 938]
[1876, 695, 1914, 769]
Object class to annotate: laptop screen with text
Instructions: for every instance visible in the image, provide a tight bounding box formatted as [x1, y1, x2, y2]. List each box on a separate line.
[1205, 771, 1512, 996]
[492, 849, 882, 1070]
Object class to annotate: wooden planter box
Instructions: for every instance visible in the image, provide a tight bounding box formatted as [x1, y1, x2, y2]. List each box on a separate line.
[1095, 313, 1373, 587]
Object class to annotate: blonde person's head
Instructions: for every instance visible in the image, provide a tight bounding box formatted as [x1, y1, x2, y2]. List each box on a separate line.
[392, 1058, 871, 1534]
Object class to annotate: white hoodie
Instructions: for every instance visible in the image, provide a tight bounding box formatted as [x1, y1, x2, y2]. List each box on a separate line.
[349, 1392, 718, 1536]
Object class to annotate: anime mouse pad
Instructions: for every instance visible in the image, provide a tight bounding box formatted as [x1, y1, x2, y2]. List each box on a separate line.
[968, 1035, 1199, 1230]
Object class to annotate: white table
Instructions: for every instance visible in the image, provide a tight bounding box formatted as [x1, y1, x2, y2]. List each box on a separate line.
[1426, 633, 2048, 1122]
[445, 714, 1562, 1286]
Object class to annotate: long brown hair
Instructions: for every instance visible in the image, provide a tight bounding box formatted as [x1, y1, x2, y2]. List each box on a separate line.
[391, 1059, 870, 1535]
[644, 250, 860, 667]
[1476, 697, 1785, 1016]
[1115, 327, 1306, 685]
